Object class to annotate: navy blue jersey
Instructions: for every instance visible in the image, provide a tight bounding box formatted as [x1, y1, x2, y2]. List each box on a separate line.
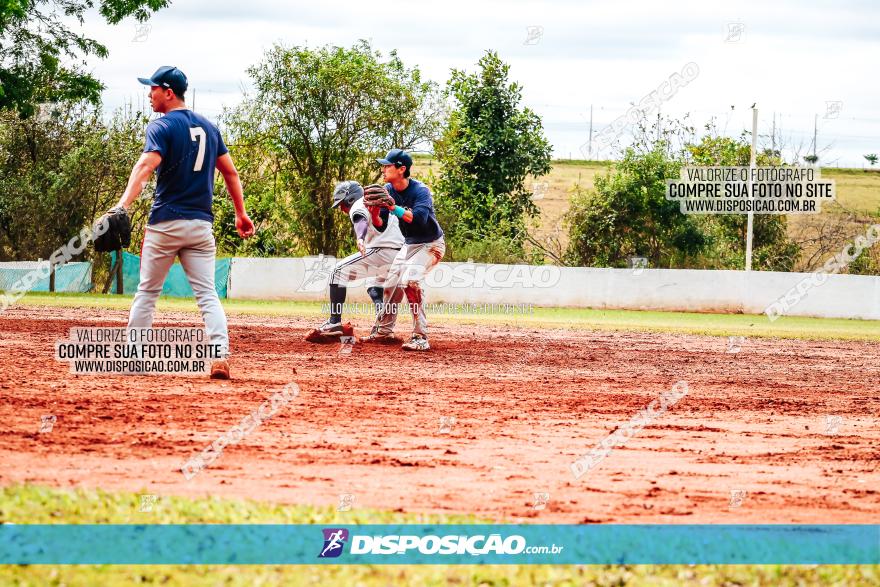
[385, 179, 444, 244]
[143, 109, 228, 225]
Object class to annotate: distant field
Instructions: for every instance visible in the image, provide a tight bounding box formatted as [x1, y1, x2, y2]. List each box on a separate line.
[412, 156, 880, 254]
[822, 167, 880, 212]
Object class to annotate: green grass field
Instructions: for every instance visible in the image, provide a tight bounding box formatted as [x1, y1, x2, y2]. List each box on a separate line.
[1, 485, 876, 586]
[15, 291, 880, 341]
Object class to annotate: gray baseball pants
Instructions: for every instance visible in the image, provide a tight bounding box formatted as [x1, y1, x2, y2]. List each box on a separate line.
[126, 218, 229, 357]
[373, 237, 446, 338]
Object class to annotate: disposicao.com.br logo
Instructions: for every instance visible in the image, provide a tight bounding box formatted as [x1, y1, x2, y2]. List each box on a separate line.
[317, 528, 563, 558]
[318, 528, 349, 558]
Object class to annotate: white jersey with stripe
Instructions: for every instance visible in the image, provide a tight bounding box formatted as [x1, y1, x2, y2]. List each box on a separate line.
[349, 198, 404, 249]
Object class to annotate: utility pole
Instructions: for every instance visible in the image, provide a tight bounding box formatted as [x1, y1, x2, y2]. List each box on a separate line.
[588, 104, 593, 159]
[745, 106, 758, 272]
[771, 112, 776, 155]
[812, 114, 818, 159]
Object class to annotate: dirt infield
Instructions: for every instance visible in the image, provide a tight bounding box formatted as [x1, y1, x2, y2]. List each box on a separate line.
[1, 305, 878, 523]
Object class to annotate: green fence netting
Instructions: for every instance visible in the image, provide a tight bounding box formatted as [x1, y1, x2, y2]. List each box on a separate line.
[0, 262, 92, 293]
[110, 251, 230, 298]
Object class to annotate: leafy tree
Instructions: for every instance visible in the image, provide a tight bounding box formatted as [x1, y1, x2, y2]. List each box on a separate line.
[0, 103, 149, 265]
[434, 50, 552, 254]
[221, 41, 440, 256]
[686, 135, 800, 271]
[564, 144, 706, 268]
[565, 131, 802, 271]
[0, 0, 169, 117]
[211, 119, 293, 258]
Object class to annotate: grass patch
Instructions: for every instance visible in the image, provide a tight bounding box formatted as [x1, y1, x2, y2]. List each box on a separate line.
[12, 292, 880, 342]
[0, 484, 486, 525]
[548, 158, 617, 167]
[820, 167, 880, 176]
[821, 168, 880, 214]
[1, 485, 875, 586]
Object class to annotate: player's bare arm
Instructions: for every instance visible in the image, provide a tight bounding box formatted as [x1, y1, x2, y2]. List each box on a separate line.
[114, 151, 162, 210]
[216, 153, 255, 238]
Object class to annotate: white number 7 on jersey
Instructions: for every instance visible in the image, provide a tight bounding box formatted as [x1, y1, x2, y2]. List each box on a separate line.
[189, 126, 206, 172]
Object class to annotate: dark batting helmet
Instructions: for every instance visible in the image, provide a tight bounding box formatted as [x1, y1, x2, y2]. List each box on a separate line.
[331, 181, 364, 209]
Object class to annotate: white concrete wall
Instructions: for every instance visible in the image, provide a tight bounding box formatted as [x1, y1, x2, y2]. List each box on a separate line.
[227, 257, 880, 320]
[228, 257, 331, 302]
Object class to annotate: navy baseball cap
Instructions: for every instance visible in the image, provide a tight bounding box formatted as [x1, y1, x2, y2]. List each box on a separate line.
[138, 66, 188, 95]
[376, 149, 413, 170]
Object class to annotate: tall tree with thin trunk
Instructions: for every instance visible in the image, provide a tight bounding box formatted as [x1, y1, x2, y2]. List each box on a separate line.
[221, 41, 440, 256]
[0, 0, 170, 117]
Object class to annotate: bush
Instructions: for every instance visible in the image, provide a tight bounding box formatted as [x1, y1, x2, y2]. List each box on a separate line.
[564, 131, 803, 271]
[432, 187, 543, 264]
[434, 51, 552, 254]
[564, 144, 707, 268]
[0, 103, 149, 288]
[685, 134, 800, 271]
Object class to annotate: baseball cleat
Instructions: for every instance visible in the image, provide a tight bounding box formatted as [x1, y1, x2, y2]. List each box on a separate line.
[305, 321, 354, 343]
[210, 359, 231, 379]
[359, 330, 400, 344]
[401, 334, 430, 351]
[317, 320, 345, 334]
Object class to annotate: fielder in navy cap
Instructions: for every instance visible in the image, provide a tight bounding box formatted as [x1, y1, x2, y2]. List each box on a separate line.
[361, 148, 446, 351]
[376, 148, 414, 177]
[138, 65, 188, 98]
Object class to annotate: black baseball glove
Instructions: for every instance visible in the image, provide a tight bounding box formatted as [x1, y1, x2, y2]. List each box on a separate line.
[93, 207, 132, 252]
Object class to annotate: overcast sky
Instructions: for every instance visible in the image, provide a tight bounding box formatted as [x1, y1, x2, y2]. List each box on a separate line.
[74, 0, 879, 167]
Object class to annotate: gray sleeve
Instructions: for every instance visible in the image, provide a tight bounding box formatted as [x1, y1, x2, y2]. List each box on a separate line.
[352, 215, 369, 240]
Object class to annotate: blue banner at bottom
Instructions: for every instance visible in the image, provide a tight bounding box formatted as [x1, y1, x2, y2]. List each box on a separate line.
[1, 525, 877, 565]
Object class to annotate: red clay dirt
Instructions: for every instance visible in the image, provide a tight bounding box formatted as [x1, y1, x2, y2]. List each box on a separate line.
[1, 305, 878, 523]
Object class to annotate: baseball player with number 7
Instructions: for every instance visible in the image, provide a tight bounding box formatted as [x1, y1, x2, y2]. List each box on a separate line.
[110, 66, 255, 379]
